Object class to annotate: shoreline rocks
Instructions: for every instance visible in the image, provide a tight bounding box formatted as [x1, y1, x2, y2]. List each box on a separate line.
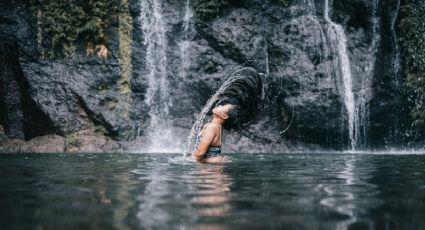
[0, 125, 122, 153]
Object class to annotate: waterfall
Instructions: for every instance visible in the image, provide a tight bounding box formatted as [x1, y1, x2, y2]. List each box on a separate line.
[179, 0, 194, 78]
[357, 0, 381, 148]
[323, 0, 358, 150]
[390, 0, 401, 140]
[139, 0, 174, 152]
[182, 0, 193, 37]
[391, 0, 401, 78]
[264, 42, 270, 75]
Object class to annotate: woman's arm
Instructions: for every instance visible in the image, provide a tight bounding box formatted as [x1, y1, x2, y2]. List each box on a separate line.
[192, 125, 216, 161]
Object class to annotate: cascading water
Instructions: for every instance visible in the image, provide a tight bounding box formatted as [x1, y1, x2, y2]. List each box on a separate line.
[179, 0, 194, 78]
[323, 0, 358, 150]
[182, 0, 193, 38]
[389, 0, 402, 141]
[357, 0, 381, 148]
[264, 42, 270, 76]
[390, 0, 401, 83]
[139, 0, 174, 152]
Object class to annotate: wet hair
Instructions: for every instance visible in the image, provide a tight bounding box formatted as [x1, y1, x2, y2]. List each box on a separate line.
[209, 68, 262, 121]
[209, 68, 272, 143]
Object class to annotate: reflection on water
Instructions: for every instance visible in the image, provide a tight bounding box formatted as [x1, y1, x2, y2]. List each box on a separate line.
[132, 161, 232, 229]
[0, 153, 425, 229]
[190, 165, 232, 219]
[315, 156, 380, 229]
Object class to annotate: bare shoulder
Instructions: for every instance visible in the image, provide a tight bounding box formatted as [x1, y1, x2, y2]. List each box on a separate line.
[202, 123, 218, 134]
[199, 124, 219, 141]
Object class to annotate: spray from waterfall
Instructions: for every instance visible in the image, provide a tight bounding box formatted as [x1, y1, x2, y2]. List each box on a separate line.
[264, 43, 270, 75]
[357, 0, 381, 148]
[180, 0, 194, 78]
[391, 0, 401, 78]
[139, 0, 174, 152]
[390, 0, 402, 140]
[324, 0, 358, 150]
[182, 0, 193, 37]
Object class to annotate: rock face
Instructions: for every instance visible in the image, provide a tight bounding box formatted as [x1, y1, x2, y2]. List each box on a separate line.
[0, 0, 407, 152]
[0, 124, 121, 153]
[0, 0, 140, 143]
[0, 123, 64, 153]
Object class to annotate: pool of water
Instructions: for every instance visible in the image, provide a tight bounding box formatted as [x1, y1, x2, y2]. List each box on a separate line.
[1, 152, 425, 229]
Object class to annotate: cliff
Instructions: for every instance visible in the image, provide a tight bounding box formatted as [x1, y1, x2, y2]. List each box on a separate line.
[0, 0, 420, 153]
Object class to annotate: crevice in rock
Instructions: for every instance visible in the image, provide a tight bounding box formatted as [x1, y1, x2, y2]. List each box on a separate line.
[73, 92, 116, 138]
[1, 38, 56, 140]
[15, 57, 57, 140]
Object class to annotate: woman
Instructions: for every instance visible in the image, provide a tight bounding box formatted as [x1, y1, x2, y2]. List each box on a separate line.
[192, 101, 237, 163]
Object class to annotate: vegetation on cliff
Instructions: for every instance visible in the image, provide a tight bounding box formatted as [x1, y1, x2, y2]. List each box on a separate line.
[117, 0, 133, 94]
[30, 0, 121, 58]
[30, 0, 133, 94]
[399, 0, 425, 137]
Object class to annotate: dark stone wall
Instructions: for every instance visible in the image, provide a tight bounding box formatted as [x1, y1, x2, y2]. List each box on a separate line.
[368, 0, 404, 148]
[0, 39, 25, 139]
[0, 38, 56, 140]
[0, 0, 413, 151]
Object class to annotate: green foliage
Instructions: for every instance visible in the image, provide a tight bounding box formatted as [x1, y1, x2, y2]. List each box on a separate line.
[30, 0, 120, 57]
[118, 0, 133, 94]
[192, 0, 228, 20]
[399, 0, 425, 132]
[94, 124, 109, 136]
[405, 73, 425, 126]
[203, 60, 218, 73]
[66, 132, 78, 147]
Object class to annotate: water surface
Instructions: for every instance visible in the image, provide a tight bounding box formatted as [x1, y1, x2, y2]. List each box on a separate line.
[1, 153, 425, 229]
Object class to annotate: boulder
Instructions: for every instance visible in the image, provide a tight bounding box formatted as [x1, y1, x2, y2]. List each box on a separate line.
[65, 129, 121, 153]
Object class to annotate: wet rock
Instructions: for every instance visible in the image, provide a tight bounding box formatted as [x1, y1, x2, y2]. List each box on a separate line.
[0, 132, 64, 153]
[191, 2, 349, 148]
[65, 129, 122, 153]
[0, 40, 25, 139]
[0, 125, 8, 146]
[20, 135, 66, 153]
[0, 0, 138, 141]
[0, 124, 121, 153]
